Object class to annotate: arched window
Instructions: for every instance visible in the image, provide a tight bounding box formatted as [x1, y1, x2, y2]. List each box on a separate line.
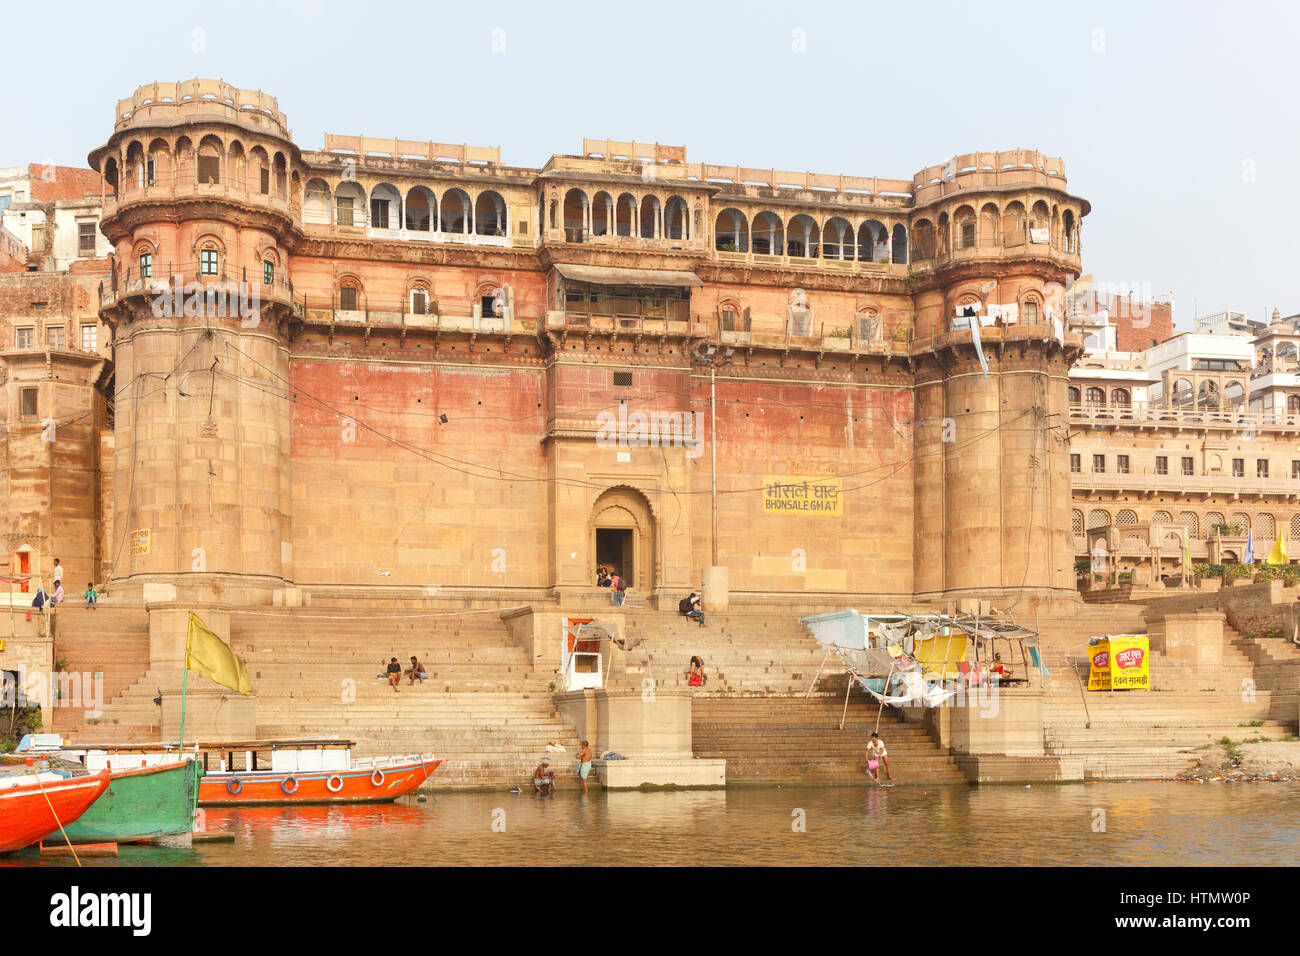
[1229, 512, 1250, 535]
[147, 138, 171, 187]
[664, 196, 689, 240]
[404, 186, 434, 231]
[1257, 513, 1276, 541]
[304, 178, 332, 225]
[125, 141, 145, 190]
[1287, 394, 1300, 414]
[823, 217, 853, 260]
[1002, 202, 1026, 245]
[1290, 514, 1300, 541]
[859, 220, 887, 263]
[1087, 509, 1111, 529]
[475, 190, 507, 237]
[1063, 209, 1076, 252]
[1110, 388, 1130, 406]
[561, 188, 586, 242]
[639, 195, 660, 239]
[369, 183, 401, 230]
[953, 206, 976, 250]
[752, 212, 784, 256]
[227, 141, 246, 190]
[786, 214, 819, 258]
[337, 277, 362, 312]
[1086, 386, 1106, 405]
[1071, 509, 1084, 536]
[714, 208, 748, 252]
[1151, 511, 1172, 525]
[442, 188, 472, 234]
[1178, 512, 1199, 539]
[334, 181, 366, 227]
[591, 191, 613, 236]
[1204, 512, 1225, 539]
[615, 193, 636, 237]
[891, 223, 908, 264]
[979, 203, 999, 248]
[249, 146, 269, 194]
[1068, 386, 1081, 404]
[1116, 509, 1138, 526]
[273, 152, 288, 197]
[912, 220, 935, 261]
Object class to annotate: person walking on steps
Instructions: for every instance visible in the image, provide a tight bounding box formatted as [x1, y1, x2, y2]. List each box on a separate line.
[610, 571, 626, 607]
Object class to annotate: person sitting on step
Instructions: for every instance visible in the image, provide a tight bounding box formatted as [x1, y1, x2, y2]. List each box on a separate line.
[385, 657, 402, 693]
[678, 592, 704, 627]
[406, 656, 426, 685]
[990, 653, 1013, 681]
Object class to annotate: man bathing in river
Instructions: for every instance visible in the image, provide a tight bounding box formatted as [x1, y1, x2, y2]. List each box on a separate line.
[575, 740, 593, 794]
[866, 732, 894, 782]
[533, 758, 555, 794]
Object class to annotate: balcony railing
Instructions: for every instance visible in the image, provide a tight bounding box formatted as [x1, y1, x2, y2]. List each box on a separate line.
[99, 261, 303, 316]
[1069, 402, 1300, 430]
[1071, 468, 1300, 496]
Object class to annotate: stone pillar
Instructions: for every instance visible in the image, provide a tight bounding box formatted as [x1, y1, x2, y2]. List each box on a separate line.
[701, 565, 728, 612]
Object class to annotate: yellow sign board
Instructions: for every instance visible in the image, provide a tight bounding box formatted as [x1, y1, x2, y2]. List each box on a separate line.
[130, 529, 152, 556]
[1087, 635, 1150, 691]
[762, 475, 842, 515]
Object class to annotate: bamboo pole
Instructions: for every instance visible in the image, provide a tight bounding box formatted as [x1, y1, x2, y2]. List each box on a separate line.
[838, 667, 853, 731]
[872, 659, 896, 735]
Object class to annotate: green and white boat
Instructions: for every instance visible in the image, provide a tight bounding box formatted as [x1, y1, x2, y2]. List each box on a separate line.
[13, 735, 202, 844]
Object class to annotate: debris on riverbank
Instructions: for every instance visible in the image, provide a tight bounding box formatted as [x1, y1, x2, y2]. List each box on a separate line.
[1177, 739, 1300, 782]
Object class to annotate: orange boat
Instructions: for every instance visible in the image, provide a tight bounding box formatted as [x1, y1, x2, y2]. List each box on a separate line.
[194, 740, 441, 807]
[0, 770, 111, 854]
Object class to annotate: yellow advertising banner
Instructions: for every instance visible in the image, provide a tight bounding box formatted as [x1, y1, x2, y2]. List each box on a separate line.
[130, 529, 151, 556]
[1087, 635, 1150, 691]
[762, 475, 842, 515]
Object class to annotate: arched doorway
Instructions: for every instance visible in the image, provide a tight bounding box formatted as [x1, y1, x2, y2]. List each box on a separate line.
[590, 487, 656, 593]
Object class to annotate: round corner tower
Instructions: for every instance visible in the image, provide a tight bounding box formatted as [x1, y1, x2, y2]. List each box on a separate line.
[907, 150, 1088, 606]
[90, 79, 305, 604]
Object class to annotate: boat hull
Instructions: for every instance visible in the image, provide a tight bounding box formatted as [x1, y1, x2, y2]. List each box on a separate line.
[198, 757, 441, 806]
[0, 771, 110, 854]
[63, 761, 202, 845]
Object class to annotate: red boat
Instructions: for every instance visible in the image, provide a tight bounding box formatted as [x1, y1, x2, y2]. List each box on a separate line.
[194, 740, 441, 806]
[0, 770, 111, 854]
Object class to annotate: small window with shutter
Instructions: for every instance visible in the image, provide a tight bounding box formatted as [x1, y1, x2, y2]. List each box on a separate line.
[613, 372, 633, 388]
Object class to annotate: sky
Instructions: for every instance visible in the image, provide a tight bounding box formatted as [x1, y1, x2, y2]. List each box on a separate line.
[5, 0, 1297, 330]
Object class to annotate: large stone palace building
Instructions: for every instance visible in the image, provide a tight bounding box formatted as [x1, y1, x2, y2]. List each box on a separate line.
[4, 78, 1093, 609]
[1069, 308, 1300, 581]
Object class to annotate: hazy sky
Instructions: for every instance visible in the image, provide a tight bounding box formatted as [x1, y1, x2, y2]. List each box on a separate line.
[7, 0, 1296, 329]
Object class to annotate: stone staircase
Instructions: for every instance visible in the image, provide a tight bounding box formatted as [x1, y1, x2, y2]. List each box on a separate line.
[609, 606, 849, 695]
[1228, 628, 1300, 735]
[50, 605, 160, 741]
[693, 690, 967, 785]
[1032, 601, 1287, 778]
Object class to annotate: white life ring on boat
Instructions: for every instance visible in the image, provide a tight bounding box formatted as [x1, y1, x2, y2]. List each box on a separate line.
[371, 769, 385, 787]
[281, 776, 299, 795]
[227, 777, 243, 795]
[326, 774, 343, 793]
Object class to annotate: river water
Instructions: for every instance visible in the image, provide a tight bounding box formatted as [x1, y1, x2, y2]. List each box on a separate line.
[12, 783, 1300, 866]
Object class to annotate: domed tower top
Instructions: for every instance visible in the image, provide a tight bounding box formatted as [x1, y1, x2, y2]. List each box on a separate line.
[87, 79, 304, 244]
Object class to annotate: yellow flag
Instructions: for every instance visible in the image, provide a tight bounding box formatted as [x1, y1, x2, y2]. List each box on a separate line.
[1266, 532, 1288, 566]
[186, 612, 252, 695]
